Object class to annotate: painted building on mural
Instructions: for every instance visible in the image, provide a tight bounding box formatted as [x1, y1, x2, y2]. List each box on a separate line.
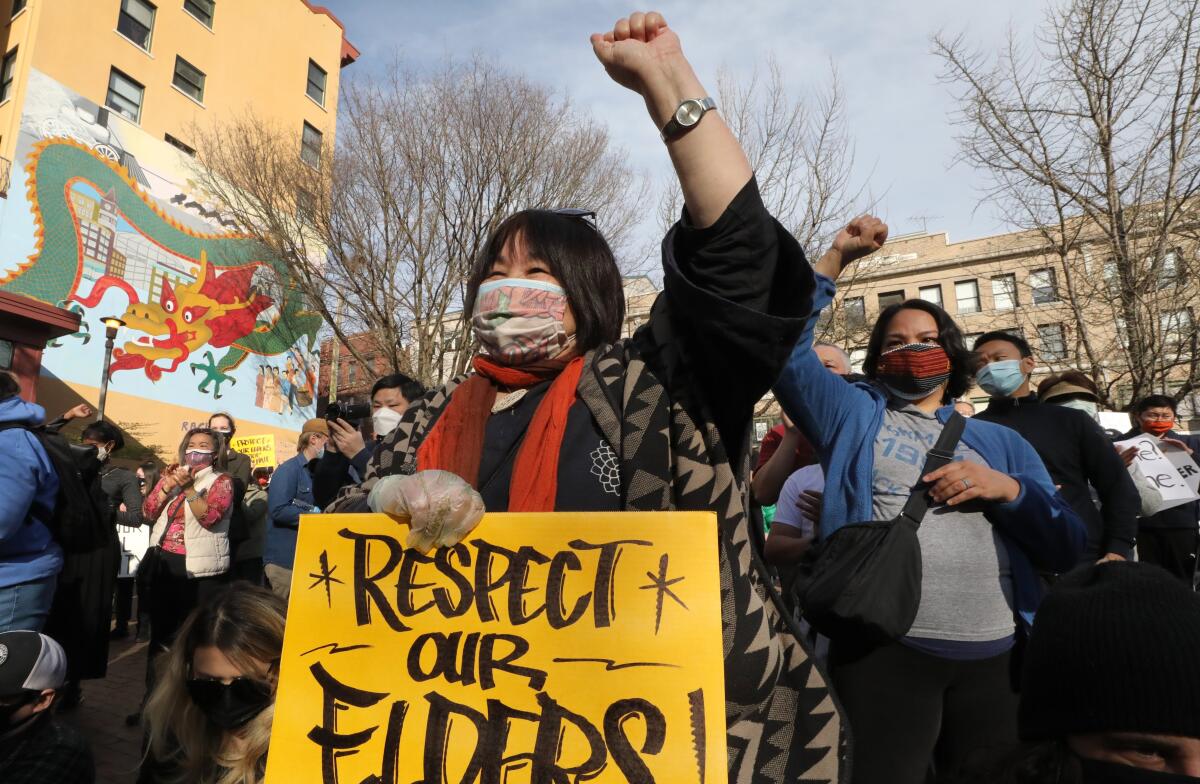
[0, 0, 357, 465]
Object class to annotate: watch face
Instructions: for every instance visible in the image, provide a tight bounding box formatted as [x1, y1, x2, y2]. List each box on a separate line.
[676, 100, 704, 126]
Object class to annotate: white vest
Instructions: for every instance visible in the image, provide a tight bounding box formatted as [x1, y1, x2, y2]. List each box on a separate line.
[149, 467, 232, 578]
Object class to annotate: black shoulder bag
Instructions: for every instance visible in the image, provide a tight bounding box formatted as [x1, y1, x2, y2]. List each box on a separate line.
[797, 412, 966, 646]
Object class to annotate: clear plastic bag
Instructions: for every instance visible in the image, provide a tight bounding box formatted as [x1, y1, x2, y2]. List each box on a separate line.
[366, 470, 486, 552]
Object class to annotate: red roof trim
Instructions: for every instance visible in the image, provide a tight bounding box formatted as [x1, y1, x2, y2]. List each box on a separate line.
[299, 1, 360, 67]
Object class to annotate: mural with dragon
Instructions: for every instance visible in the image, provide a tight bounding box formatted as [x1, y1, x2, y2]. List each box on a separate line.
[0, 70, 322, 427]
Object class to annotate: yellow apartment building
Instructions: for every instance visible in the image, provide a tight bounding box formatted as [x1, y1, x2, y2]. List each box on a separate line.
[0, 0, 357, 466]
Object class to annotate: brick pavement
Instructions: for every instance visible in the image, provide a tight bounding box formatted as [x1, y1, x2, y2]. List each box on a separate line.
[60, 636, 149, 784]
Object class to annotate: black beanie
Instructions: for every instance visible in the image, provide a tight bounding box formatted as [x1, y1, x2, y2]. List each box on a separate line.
[1019, 561, 1200, 741]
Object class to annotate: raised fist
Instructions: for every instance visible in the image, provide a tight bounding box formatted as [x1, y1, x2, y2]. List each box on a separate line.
[590, 11, 682, 96]
[832, 214, 889, 268]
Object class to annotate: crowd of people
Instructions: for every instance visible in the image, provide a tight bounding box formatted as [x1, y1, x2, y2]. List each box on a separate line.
[1, 11, 1199, 784]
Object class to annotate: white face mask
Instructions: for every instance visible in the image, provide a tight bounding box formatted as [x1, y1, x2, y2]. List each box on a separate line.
[95, 445, 110, 462]
[371, 407, 404, 439]
[1056, 398, 1099, 420]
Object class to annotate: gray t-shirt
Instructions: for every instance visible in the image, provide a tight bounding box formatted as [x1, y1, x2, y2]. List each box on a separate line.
[872, 404, 1015, 643]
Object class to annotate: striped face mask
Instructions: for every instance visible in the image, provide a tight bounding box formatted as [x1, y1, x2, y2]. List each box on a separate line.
[876, 343, 952, 401]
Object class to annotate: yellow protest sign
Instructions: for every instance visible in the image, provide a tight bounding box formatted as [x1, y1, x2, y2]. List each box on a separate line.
[230, 434, 276, 468]
[266, 512, 726, 784]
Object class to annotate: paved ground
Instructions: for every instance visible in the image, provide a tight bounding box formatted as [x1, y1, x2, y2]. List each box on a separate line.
[60, 635, 149, 784]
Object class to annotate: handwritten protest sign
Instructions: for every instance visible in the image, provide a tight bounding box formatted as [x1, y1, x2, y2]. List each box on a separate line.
[230, 434, 276, 468]
[1115, 434, 1200, 511]
[265, 512, 726, 784]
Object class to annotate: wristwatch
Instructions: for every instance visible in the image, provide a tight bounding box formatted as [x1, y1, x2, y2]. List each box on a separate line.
[660, 97, 716, 142]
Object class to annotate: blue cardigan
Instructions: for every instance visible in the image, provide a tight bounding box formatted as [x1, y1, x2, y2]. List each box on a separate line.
[772, 273, 1086, 630]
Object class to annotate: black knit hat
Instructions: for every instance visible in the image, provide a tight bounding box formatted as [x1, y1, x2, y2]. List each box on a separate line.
[1019, 561, 1200, 740]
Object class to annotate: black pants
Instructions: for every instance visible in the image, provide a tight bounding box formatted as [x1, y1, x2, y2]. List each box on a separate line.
[1138, 528, 1198, 584]
[114, 577, 134, 629]
[831, 640, 1018, 784]
[228, 557, 263, 586]
[143, 551, 225, 701]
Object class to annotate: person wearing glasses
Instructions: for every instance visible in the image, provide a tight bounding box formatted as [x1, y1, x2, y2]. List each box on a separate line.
[327, 12, 841, 781]
[1120, 395, 1200, 582]
[139, 585, 285, 784]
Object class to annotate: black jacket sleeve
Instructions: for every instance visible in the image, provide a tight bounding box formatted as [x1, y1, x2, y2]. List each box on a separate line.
[112, 469, 145, 527]
[639, 178, 814, 465]
[1078, 415, 1139, 557]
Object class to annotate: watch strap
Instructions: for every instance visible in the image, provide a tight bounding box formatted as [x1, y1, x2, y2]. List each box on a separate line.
[660, 96, 716, 142]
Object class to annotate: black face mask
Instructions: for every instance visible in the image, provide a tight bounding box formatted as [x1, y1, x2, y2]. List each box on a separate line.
[1078, 757, 1200, 784]
[186, 677, 273, 731]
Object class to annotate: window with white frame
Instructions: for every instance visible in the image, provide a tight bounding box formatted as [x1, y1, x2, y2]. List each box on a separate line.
[300, 122, 322, 167]
[0, 48, 17, 103]
[306, 60, 327, 105]
[918, 285, 943, 306]
[172, 56, 205, 102]
[183, 0, 214, 28]
[991, 274, 1017, 311]
[117, 0, 156, 50]
[1037, 323, 1067, 361]
[1029, 268, 1058, 304]
[106, 68, 144, 123]
[955, 280, 980, 314]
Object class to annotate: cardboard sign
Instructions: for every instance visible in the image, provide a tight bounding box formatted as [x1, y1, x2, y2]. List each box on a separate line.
[230, 434, 277, 469]
[1115, 435, 1200, 511]
[266, 512, 726, 784]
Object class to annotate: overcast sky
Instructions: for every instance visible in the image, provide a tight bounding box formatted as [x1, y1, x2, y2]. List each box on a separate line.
[325, 0, 1053, 260]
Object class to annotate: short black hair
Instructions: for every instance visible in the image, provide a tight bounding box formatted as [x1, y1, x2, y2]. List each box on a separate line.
[973, 330, 1032, 358]
[0, 371, 18, 401]
[864, 299, 973, 403]
[207, 412, 237, 437]
[252, 466, 273, 481]
[82, 420, 125, 452]
[1134, 394, 1177, 415]
[371, 373, 425, 404]
[464, 210, 625, 353]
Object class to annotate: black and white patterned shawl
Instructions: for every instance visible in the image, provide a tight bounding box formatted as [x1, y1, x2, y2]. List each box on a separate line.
[332, 337, 846, 783]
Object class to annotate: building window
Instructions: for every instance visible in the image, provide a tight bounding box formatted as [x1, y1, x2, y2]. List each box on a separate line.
[1029, 268, 1058, 304]
[878, 290, 905, 310]
[1158, 249, 1180, 289]
[117, 0, 156, 50]
[918, 285, 943, 307]
[844, 297, 866, 329]
[955, 280, 980, 314]
[1038, 323, 1067, 361]
[1161, 308, 1193, 351]
[306, 59, 327, 105]
[300, 122, 322, 168]
[164, 133, 195, 155]
[172, 56, 205, 102]
[106, 68, 144, 123]
[296, 188, 314, 222]
[964, 332, 984, 350]
[183, 0, 214, 28]
[11, 0, 26, 18]
[991, 274, 1017, 310]
[0, 48, 16, 103]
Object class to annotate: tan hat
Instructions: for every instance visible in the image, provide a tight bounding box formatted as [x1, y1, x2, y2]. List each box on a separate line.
[1041, 381, 1098, 403]
[301, 418, 329, 436]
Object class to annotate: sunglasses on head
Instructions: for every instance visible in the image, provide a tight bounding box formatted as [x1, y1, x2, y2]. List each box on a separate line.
[550, 207, 597, 224]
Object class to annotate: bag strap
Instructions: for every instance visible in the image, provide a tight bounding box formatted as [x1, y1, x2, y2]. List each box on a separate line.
[899, 411, 967, 526]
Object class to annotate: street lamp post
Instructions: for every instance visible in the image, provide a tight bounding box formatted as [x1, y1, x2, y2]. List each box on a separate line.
[97, 316, 125, 421]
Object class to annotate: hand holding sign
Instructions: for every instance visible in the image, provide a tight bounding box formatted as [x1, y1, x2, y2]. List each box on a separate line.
[367, 470, 485, 552]
[1114, 434, 1200, 511]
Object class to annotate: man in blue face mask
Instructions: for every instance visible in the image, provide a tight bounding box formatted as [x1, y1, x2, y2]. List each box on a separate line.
[973, 331, 1139, 564]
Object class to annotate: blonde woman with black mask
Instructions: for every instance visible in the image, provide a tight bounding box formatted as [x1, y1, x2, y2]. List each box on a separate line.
[139, 585, 284, 784]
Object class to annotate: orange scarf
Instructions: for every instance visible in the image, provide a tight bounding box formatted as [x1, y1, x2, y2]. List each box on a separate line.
[416, 355, 586, 511]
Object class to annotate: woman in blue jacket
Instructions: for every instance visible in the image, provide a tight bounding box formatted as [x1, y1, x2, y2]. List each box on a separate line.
[773, 216, 1086, 784]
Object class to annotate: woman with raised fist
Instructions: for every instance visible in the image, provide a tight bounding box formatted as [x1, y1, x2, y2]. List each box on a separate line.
[330, 12, 841, 783]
